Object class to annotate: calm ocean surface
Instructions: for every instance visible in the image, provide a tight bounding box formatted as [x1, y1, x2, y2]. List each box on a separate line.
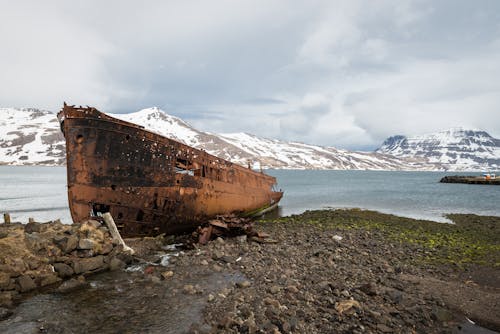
[1, 166, 499, 224]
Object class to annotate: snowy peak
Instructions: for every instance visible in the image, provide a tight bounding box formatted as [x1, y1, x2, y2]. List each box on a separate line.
[377, 129, 500, 170]
[111, 107, 202, 147]
[126, 107, 190, 127]
[379, 135, 407, 152]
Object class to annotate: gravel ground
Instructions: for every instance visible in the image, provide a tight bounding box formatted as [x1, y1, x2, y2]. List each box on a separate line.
[165, 209, 500, 334]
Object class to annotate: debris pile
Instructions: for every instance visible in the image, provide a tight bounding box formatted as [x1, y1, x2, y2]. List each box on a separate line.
[196, 215, 273, 245]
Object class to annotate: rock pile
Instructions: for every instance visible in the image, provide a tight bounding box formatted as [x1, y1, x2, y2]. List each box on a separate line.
[0, 219, 129, 307]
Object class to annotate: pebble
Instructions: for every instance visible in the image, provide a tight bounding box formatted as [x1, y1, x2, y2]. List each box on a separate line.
[182, 284, 196, 295]
[269, 285, 281, 294]
[161, 271, 174, 279]
[236, 280, 251, 288]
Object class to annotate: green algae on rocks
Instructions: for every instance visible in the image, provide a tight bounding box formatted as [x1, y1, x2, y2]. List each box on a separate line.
[263, 209, 500, 268]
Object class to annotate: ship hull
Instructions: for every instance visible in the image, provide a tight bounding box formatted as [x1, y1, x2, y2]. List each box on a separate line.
[58, 105, 283, 237]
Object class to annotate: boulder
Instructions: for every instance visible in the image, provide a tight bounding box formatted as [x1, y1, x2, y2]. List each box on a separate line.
[52, 235, 78, 254]
[16, 275, 36, 292]
[109, 258, 126, 271]
[87, 220, 101, 229]
[72, 256, 105, 274]
[0, 272, 10, 289]
[53, 263, 74, 277]
[24, 222, 41, 234]
[0, 291, 14, 307]
[25, 257, 42, 270]
[100, 242, 114, 255]
[39, 273, 61, 287]
[64, 235, 78, 253]
[78, 238, 95, 250]
[57, 276, 87, 293]
[24, 233, 50, 253]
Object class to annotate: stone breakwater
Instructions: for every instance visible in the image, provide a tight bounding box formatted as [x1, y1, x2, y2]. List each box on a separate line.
[440, 175, 500, 185]
[0, 219, 130, 308]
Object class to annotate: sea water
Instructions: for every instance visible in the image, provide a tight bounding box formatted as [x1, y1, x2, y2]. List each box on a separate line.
[1, 166, 499, 224]
[267, 169, 500, 222]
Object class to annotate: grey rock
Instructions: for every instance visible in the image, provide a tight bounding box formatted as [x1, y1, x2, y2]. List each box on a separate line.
[0, 291, 14, 307]
[341, 289, 350, 297]
[64, 235, 78, 253]
[99, 242, 114, 255]
[359, 282, 379, 296]
[78, 238, 95, 250]
[72, 255, 104, 274]
[431, 307, 454, 322]
[269, 285, 281, 294]
[109, 258, 126, 271]
[16, 275, 36, 292]
[236, 235, 247, 243]
[39, 273, 61, 287]
[53, 263, 74, 277]
[221, 255, 234, 263]
[57, 276, 87, 293]
[376, 324, 393, 333]
[86, 220, 101, 229]
[236, 280, 252, 288]
[212, 250, 224, 260]
[386, 289, 403, 304]
[0, 272, 10, 289]
[183, 284, 197, 295]
[24, 222, 41, 233]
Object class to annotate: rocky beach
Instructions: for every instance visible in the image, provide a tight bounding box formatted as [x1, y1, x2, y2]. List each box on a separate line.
[0, 209, 499, 333]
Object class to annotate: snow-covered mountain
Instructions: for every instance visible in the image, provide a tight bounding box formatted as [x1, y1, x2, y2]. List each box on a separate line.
[376, 128, 500, 171]
[0, 108, 65, 165]
[1, 107, 497, 171]
[112, 107, 422, 170]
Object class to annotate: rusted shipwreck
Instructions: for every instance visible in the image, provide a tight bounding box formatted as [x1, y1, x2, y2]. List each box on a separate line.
[57, 104, 283, 237]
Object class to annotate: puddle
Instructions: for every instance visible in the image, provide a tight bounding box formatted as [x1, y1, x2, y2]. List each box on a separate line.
[0, 255, 245, 334]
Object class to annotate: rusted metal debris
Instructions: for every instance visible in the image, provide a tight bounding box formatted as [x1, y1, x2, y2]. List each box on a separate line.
[57, 103, 283, 237]
[197, 215, 254, 244]
[196, 214, 278, 245]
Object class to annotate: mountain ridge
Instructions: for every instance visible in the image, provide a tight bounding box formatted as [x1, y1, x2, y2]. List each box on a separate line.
[376, 128, 500, 170]
[1, 107, 498, 171]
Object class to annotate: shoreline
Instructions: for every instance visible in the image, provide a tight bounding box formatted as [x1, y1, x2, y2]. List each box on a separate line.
[1, 209, 499, 333]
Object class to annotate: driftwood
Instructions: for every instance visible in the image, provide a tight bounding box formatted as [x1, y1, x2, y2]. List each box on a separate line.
[102, 212, 135, 255]
[3, 213, 10, 224]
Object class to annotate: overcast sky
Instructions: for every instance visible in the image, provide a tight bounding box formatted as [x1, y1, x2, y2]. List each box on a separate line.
[1, 0, 500, 149]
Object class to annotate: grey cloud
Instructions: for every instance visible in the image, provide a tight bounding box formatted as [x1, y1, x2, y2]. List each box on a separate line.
[1, 0, 499, 149]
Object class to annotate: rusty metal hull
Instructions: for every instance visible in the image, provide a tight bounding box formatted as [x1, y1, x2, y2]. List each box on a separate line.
[57, 104, 283, 237]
